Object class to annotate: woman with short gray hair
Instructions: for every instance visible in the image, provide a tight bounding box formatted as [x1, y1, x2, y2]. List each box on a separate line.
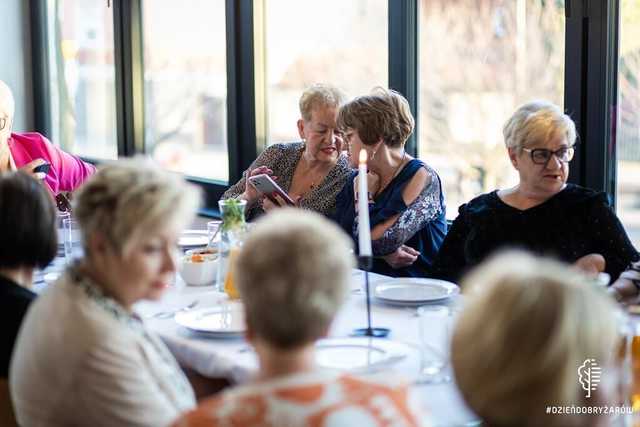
[431, 100, 637, 283]
[11, 158, 200, 427]
[173, 210, 427, 427]
[222, 83, 351, 220]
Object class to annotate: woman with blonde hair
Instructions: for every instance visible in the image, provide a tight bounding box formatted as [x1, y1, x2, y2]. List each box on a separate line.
[334, 87, 446, 277]
[10, 159, 200, 427]
[223, 84, 351, 219]
[452, 252, 620, 427]
[431, 100, 637, 283]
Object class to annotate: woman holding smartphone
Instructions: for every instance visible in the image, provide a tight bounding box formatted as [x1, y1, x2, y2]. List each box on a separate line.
[222, 84, 351, 220]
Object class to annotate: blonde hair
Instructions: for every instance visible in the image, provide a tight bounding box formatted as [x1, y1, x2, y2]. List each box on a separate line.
[298, 84, 346, 122]
[337, 87, 414, 148]
[452, 252, 619, 427]
[74, 157, 201, 256]
[503, 100, 577, 152]
[235, 209, 354, 349]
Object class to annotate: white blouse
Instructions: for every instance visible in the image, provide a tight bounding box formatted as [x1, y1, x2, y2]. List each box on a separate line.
[10, 268, 196, 427]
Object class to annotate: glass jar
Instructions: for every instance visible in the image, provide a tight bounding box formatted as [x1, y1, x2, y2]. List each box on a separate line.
[216, 199, 247, 299]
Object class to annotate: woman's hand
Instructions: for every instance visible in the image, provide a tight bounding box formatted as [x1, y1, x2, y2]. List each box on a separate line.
[262, 194, 301, 213]
[354, 171, 380, 204]
[382, 245, 420, 269]
[19, 158, 49, 181]
[573, 253, 606, 276]
[241, 166, 275, 204]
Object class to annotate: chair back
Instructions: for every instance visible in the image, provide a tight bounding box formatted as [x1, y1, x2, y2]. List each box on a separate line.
[0, 378, 18, 427]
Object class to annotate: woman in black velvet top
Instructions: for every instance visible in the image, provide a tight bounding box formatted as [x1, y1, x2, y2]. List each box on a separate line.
[431, 101, 638, 284]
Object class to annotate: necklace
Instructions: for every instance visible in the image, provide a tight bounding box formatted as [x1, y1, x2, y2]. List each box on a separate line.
[375, 151, 407, 197]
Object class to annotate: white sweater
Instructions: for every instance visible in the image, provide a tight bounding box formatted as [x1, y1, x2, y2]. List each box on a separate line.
[10, 269, 196, 427]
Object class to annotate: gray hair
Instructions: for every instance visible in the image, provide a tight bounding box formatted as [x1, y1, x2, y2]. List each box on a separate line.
[74, 157, 201, 255]
[235, 209, 354, 349]
[299, 84, 346, 122]
[503, 100, 577, 153]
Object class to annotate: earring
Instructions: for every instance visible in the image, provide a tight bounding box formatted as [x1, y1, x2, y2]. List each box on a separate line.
[370, 150, 377, 161]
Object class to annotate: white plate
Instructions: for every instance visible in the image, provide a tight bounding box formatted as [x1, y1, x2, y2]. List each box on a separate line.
[175, 303, 245, 337]
[236, 337, 410, 372]
[314, 337, 409, 372]
[178, 230, 209, 248]
[374, 278, 459, 306]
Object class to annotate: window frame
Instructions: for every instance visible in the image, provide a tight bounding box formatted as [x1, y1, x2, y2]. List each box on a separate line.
[30, 0, 623, 216]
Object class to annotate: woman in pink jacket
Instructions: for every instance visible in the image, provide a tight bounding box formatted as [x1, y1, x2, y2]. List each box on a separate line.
[0, 80, 95, 195]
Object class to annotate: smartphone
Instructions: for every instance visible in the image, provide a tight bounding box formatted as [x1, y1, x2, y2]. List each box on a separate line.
[247, 174, 296, 206]
[32, 163, 51, 175]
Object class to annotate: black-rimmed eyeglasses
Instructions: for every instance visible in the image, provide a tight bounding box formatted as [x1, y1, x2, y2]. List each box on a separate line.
[522, 146, 575, 165]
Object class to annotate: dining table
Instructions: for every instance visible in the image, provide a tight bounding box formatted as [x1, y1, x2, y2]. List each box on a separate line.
[34, 241, 479, 427]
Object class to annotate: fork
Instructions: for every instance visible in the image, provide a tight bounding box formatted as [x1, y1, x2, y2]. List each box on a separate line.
[151, 300, 199, 319]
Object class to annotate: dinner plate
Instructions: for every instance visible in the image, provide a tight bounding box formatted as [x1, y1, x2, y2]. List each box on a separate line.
[374, 278, 459, 306]
[175, 303, 245, 337]
[314, 337, 409, 371]
[237, 337, 411, 372]
[178, 230, 209, 249]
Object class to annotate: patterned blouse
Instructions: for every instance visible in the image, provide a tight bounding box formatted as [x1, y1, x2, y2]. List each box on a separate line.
[334, 159, 448, 277]
[222, 142, 352, 220]
[173, 370, 429, 427]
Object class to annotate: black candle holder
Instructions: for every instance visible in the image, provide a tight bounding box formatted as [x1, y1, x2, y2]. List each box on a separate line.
[352, 255, 390, 338]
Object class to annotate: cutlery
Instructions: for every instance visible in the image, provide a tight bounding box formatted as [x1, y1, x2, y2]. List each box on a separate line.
[150, 300, 199, 319]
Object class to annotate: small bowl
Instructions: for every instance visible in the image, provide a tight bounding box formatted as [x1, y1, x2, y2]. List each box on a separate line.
[179, 248, 218, 286]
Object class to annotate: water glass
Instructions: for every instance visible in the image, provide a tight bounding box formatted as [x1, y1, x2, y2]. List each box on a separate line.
[417, 305, 451, 383]
[63, 218, 83, 265]
[57, 211, 70, 252]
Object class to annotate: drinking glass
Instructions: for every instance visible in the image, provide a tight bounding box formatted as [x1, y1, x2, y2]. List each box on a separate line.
[207, 220, 222, 247]
[417, 305, 451, 384]
[57, 211, 71, 254]
[63, 218, 83, 265]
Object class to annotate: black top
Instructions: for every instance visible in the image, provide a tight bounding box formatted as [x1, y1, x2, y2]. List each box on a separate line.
[0, 274, 36, 378]
[430, 184, 639, 284]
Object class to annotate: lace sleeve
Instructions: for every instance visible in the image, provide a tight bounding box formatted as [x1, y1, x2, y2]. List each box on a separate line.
[371, 168, 444, 256]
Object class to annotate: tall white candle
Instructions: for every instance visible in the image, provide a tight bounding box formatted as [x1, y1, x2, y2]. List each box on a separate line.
[358, 149, 372, 257]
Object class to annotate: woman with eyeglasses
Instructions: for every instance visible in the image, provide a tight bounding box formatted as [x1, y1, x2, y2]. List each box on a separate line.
[431, 100, 638, 284]
[0, 80, 95, 195]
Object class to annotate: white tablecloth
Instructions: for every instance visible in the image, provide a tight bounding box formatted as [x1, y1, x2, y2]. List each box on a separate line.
[134, 270, 479, 427]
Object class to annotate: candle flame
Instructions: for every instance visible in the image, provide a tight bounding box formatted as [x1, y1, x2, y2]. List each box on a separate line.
[359, 149, 367, 164]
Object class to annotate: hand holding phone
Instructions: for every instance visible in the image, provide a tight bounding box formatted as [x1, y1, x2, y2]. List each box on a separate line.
[32, 163, 51, 175]
[247, 174, 296, 206]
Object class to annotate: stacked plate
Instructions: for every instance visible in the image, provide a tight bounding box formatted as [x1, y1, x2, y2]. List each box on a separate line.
[178, 230, 210, 249]
[373, 278, 459, 306]
[175, 303, 245, 338]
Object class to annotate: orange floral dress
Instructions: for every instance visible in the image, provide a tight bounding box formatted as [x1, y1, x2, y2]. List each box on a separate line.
[173, 371, 430, 427]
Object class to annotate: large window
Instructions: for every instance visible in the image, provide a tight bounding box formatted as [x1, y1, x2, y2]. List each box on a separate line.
[46, 0, 117, 159]
[142, 0, 228, 182]
[418, 0, 565, 216]
[261, 0, 388, 145]
[616, 0, 640, 246]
